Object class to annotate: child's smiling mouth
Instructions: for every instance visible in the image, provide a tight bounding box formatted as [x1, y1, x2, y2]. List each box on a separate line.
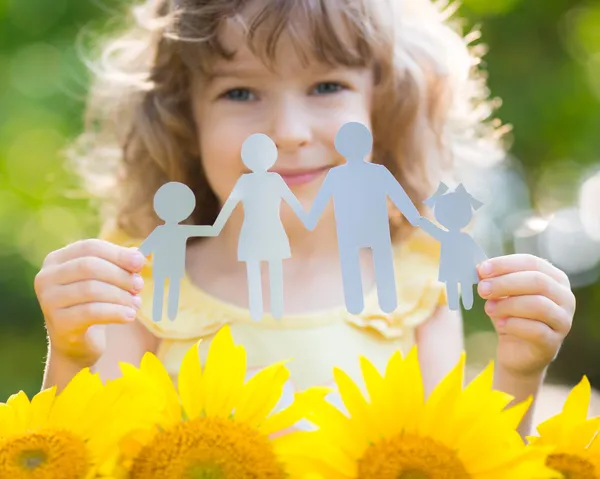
[274, 166, 332, 187]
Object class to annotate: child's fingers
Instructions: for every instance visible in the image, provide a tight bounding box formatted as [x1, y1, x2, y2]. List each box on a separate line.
[478, 270, 572, 309]
[485, 295, 571, 334]
[478, 254, 569, 287]
[495, 317, 559, 354]
[43, 238, 146, 273]
[56, 302, 138, 330]
[43, 280, 141, 311]
[51, 256, 143, 293]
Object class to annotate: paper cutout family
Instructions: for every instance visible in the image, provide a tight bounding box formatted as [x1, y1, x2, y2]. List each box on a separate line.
[138, 122, 488, 322]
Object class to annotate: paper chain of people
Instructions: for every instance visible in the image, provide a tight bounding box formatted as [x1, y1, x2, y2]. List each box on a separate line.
[139, 122, 488, 322]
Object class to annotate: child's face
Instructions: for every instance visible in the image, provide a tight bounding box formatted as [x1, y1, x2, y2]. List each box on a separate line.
[191, 20, 375, 210]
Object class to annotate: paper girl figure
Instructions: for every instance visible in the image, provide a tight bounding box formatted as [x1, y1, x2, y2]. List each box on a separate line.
[138, 182, 213, 322]
[417, 182, 488, 311]
[211, 133, 309, 321]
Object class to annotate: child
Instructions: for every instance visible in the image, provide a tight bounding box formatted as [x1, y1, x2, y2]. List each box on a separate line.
[37, 0, 576, 439]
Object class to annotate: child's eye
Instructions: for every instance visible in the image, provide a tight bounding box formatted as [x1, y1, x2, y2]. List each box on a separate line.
[221, 88, 256, 101]
[312, 82, 346, 95]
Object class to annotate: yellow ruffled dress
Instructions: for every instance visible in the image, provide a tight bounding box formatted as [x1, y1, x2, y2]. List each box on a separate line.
[100, 223, 446, 423]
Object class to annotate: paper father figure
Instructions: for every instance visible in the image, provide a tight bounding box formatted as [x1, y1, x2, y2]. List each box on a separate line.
[306, 121, 422, 314]
[419, 182, 488, 310]
[210, 133, 309, 321]
[138, 182, 213, 322]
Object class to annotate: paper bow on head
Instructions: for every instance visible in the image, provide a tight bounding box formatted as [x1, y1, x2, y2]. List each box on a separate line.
[424, 182, 483, 210]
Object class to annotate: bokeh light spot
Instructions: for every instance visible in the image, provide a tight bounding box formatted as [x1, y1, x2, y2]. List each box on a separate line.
[540, 207, 600, 276]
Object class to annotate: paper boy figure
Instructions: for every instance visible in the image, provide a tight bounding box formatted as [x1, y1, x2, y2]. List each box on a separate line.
[418, 182, 488, 310]
[306, 121, 421, 314]
[138, 182, 213, 322]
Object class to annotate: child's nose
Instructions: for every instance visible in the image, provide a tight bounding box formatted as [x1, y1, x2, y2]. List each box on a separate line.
[269, 99, 311, 152]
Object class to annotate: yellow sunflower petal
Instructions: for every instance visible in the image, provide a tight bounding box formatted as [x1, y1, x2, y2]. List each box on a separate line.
[139, 352, 181, 423]
[28, 387, 57, 429]
[178, 339, 204, 420]
[299, 392, 367, 459]
[561, 376, 591, 424]
[260, 387, 331, 436]
[535, 376, 591, 444]
[274, 431, 357, 479]
[48, 368, 103, 431]
[418, 351, 466, 439]
[0, 403, 17, 435]
[561, 417, 600, 453]
[5, 391, 31, 432]
[333, 367, 375, 441]
[359, 355, 384, 404]
[387, 346, 425, 435]
[235, 361, 289, 426]
[203, 325, 247, 418]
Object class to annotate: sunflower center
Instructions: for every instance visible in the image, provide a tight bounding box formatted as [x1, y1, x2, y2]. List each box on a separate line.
[129, 416, 287, 479]
[357, 432, 471, 479]
[0, 429, 90, 479]
[547, 453, 599, 479]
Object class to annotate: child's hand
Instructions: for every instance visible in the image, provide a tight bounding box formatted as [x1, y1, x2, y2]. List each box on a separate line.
[476, 254, 575, 378]
[34, 239, 146, 367]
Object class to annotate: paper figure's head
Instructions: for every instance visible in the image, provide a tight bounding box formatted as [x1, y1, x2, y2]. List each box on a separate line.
[241, 133, 278, 172]
[424, 183, 483, 230]
[153, 182, 196, 223]
[335, 122, 372, 163]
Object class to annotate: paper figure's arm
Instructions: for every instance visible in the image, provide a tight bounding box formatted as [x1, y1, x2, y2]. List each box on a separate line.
[184, 224, 217, 238]
[279, 179, 309, 227]
[417, 217, 446, 243]
[472, 238, 489, 264]
[138, 228, 160, 257]
[382, 167, 421, 226]
[212, 182, 241, 235]
[306, 173, 333, 231]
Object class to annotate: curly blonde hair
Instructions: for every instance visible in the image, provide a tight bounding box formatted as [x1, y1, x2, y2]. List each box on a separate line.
[69, 0, 507, 242]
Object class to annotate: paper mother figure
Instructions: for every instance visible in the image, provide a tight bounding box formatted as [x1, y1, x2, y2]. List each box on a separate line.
[138, 182, 214, 322]
[306, 121, 422, 315]
[418, 182, 488, 310]
[210, 133, 309, 321]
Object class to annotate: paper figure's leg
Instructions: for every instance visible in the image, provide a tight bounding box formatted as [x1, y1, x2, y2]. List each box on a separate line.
[372, 245, 397, 313]
[340, 245, 364, 314]
[269, 260, 284, 320]
[460, 282, 474, 310]
[153, 278, 164, 322]
[168, 278, 181, 321]
[446, 282, 459, 311]
[246, 261, 263, 321]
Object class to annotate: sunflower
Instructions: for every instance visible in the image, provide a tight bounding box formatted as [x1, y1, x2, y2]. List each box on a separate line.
[528, 376, 600, 479]
[113, 324, 320, 479]
[0, 367, 150, 479]
[291, 347, 560, 479]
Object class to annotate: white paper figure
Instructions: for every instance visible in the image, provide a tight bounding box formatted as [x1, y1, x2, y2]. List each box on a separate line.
[306, 121, 422, 315]
[418, 182, 488, 311]
[211, 133, 309, 321]
[138, 182, 213, 322]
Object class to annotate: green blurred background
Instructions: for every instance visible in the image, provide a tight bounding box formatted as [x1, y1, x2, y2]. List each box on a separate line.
[0, 0, 599, 400]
